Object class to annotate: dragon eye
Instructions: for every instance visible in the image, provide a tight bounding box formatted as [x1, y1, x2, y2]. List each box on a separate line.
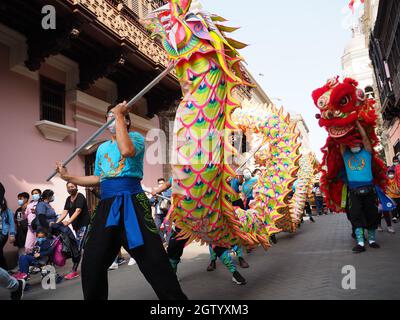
[340, 96, 350, 106]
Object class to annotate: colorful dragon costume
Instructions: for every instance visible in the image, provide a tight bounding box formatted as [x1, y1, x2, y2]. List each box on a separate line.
[145, 0, 263, 248]
[232, 104, 302, 234]
[312, 77, 387, 212]
[291, 153, 319, 223]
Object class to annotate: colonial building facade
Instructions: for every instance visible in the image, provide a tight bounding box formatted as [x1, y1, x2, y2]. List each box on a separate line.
[369, 0, 400, 163]
[0, 0, 181, 216]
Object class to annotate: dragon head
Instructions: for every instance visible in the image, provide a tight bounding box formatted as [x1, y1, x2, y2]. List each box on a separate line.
[145, 0, 215, 53]
[312, 77, 375, 141]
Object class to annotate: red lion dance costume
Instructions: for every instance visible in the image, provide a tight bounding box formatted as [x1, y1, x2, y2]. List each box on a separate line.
[311, 77, 387, 212]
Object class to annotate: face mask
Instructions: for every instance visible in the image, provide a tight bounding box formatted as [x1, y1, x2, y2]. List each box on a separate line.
[108, 122, 116, 135]
[388, 175, 395, 179]
[351, 147, 361, 154]
[49, 196, 55, 203]
[36, 237, 45, 245]
[68, 188, 77, 195]
[18, 200, 24, 206]
[32, 194, 40, 202]
[244, 173, 252, 180]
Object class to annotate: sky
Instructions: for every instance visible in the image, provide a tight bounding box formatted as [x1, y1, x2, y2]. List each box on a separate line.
[200, 0, 358, 160]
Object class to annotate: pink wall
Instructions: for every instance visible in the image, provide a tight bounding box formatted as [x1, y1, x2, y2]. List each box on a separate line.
[0, 43, 164, 216]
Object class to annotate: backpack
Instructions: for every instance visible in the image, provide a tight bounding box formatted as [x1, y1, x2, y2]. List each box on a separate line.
[52, 237, 66, 267]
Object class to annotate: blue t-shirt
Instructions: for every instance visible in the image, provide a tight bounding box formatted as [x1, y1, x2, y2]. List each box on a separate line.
[94, 132, 145, 181]
[242, 177, 258, 199]
[343, 149, 373, 188]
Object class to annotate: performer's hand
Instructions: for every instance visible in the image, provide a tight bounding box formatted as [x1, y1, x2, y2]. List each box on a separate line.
[112, 101, 129, 116]
[62, 221, 70, 227]
[56, 161, 68, 180]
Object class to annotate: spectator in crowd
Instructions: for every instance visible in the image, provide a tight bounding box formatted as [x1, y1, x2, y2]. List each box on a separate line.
[388, 155, 399, 172]
[57, 182, 90, 280]
[304, 196, 316, 223]
[0, 198, 16, 270]
[14, 192, 30, 256]
[24, 189, 41, 254]
[14, 227, 53, 281]
[35, 190, 57, 233]
[0, 182, 4, 204]
[377, 203, 395, 234]
[0, 266, 25, 300]
[386, 169, 400, 224]
[151, 177, 172, 244]
[312, 182, 325, 216]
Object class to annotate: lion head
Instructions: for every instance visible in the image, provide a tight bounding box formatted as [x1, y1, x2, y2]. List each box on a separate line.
[312, 77, 375, 139]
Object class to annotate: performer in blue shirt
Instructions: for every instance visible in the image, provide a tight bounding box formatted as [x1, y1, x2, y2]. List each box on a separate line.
[56, 102, 187, 300]
[341, 121, 381, 253]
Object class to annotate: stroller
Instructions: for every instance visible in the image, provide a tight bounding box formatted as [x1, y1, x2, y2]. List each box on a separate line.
[17, 224, 81, 284]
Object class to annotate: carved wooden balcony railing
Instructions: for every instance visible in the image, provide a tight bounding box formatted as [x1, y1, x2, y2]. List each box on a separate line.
[68, 0, 169, 67]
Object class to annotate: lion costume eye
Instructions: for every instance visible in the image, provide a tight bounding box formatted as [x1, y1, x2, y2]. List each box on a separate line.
[317, 95, 329, 110]
[339, 95, 350, 106]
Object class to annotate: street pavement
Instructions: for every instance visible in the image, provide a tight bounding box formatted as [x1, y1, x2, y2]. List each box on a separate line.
[1, 213, 399, 300]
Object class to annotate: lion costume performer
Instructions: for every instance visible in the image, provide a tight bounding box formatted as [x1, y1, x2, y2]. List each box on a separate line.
[311, 77, 387, 213]
[312, 77, 397, 252]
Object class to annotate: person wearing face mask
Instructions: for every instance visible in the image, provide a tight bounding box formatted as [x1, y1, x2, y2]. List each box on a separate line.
[56, 182, 90, 280]
[389, 156, 399, 172]
[150, 177, 172, 245]
[55, 102, 187, 300]
[386, 169, 400, 224]
[340, 121, 382, 253]
[24, 189, 41, 254]
[13, 228, 53, 281]
[13, 192, 30, 256]
[35, 190, 58, 233]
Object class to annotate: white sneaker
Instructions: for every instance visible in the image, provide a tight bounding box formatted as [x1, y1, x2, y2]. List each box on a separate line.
[108, 262, 119, 270]
[377, 226, 384, 232]
[128, 258, 137, 266]
[388, 227, 396, 234]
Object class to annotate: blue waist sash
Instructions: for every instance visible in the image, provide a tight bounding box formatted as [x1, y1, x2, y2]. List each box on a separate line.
[375, 185, 397, 212]
[100, 178, 144, 250]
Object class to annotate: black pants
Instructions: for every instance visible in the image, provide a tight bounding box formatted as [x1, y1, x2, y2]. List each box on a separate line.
[167, 229, 229, 263]
[232, 199, 245, 210]
[347, 190, 380, 229]
[0, 234, 8, 270]
[393, 198, 400, 219]
[81, 193, 187, 300]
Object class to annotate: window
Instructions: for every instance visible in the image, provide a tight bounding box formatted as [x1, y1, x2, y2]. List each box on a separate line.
[40, 77, 65, 124]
